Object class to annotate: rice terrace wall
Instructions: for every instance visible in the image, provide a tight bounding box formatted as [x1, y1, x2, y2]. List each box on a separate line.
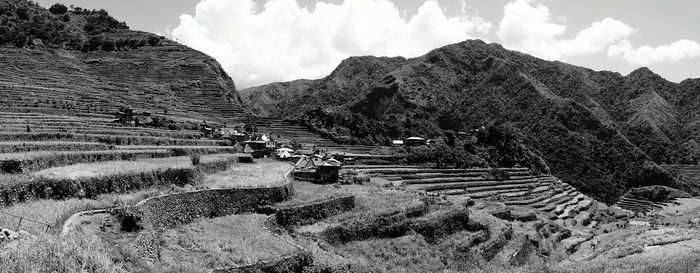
[127, 167, 296, 262]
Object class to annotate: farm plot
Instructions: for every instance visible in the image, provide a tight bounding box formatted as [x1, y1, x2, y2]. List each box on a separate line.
[0, 149, 172, 173]
[159, 214, 300, 269]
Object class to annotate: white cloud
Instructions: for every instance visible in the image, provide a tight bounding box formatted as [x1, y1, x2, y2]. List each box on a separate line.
[497, 0, 700, 66]
[172, 0, 491, 88]
[608, 39, 700, 65]
[497, 0, 633, 60]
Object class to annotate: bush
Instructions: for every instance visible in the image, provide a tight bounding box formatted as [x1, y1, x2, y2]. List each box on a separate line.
[82, 35, 103, 51]
[147, 35, 161, 46]
[190, 154, 201, 166]
[101, 39, 115, 51]
[48, 3, 68, 14]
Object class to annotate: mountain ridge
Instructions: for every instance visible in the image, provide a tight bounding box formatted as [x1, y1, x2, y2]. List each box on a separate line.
[242, 39, 700, 203]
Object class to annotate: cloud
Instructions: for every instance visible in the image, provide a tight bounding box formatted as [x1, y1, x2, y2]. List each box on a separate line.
[608, 39, 700, 65]
[172, 0, 491, 88]
[497, 0, 700, 66]
[497, 0, 633, 60]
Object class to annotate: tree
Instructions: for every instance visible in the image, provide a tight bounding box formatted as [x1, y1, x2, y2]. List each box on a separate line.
[16, 8, 29, 20]
[13, 33, 26, 48]
[82, 35, 103, 52]
[147, 35, 161, 46]
[49, 3, 68, 15]
[101, 39, 115, 51]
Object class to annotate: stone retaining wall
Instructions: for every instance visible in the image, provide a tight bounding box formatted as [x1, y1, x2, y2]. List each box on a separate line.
[211, 250, 313, 273]
[133, 182, 294, 230]
[273, 195, 355, 227]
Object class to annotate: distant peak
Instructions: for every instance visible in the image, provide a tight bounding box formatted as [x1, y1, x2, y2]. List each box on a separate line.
[628, 67, 657, 77]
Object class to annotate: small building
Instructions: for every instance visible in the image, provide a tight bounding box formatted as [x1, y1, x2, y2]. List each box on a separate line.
[244, 140, 271, 158]
[275, 148, 294, 160]
[216, 128, 246, 141]
[292, 155, 342, 184]
[391, 140, 404, 146]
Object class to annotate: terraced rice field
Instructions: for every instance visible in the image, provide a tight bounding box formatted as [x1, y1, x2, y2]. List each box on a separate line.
[347, 165, 597, 224]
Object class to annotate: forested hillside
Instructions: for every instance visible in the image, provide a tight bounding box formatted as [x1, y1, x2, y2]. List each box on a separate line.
[242, 40, 700, 203]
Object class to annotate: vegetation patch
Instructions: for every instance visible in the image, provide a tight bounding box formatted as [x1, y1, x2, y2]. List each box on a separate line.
[0, 132, 228, 146]
[0, 141, 108, 153]
[0, 154, 248, 206]
[158, 214, 301, 270]
[0, 149, 172, 174]
[625, 185, 691, 203]
[319, 202, 430, 244]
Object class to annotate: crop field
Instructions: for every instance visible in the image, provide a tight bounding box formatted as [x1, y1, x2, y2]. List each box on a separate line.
[159, 214, 299, 269]
[0, 141, 108, 153]
[33, 154, 245, 180]
[202, 159, 291, 189]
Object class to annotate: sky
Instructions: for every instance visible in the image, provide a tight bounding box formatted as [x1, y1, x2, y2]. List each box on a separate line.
[36, 0, 700, 89]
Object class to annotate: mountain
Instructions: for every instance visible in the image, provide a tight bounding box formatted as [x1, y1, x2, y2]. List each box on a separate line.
[241, 40, 700, 203]
[239, 56, 407, 117]
[0, 0, 249, 122]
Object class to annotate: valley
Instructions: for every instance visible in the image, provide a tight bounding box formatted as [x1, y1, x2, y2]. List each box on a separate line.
[1, 0, 700, 272]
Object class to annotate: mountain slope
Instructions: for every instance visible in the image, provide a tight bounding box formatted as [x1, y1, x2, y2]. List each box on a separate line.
[240, 56, 407, 117]
[242, 40, 697, 203]
[0, 0, 250, 122]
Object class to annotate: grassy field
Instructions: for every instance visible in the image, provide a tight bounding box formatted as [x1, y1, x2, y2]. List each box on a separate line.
[280, 178, 421, 221]
[0, 186, 186, 234]
[159, 214, 299, 269]
[0, 141, 108, 153]
[0, 159, 281, 234]
[32, 154, 243, 180]
[202, 159, 290, 189]
[0, 149, 173, 173]
[0, 233, 149, 273]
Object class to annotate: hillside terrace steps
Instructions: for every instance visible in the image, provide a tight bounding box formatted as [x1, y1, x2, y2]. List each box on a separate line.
[557, 199, 593, 220]
[536, 189, 579, 211]
[402, 176, 537, 186]
[0, 149, 174, 174]
[0, 141, 109, 153]
[409, 178, 541, 192]
[0, 132, 229, 146]
[613, 195, 669, 213]
[348, 164, 592, 215]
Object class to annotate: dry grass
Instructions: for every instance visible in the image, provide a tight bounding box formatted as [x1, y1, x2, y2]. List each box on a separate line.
[0, 233, 149, 273]
[32, 154, 242, 179]
[0, 141, 108, 153]
[0, 186, 193, 234]
[0, 149, 173, 174]
[159, 214, 298, 269]
[551, 250, 700, 273]
[280, 179, 420, 222]
[202, 159, 290, 189]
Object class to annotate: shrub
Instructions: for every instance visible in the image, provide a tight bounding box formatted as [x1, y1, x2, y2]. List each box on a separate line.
[48, 3, 68, 14]
[190, 154, 201, 166]
[13, 33, 27, 48]
[101, 39, 115, 51]
[147, 35, 161, 46]
[82, 35, 103, 51]
[491, 168, 510, 180]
